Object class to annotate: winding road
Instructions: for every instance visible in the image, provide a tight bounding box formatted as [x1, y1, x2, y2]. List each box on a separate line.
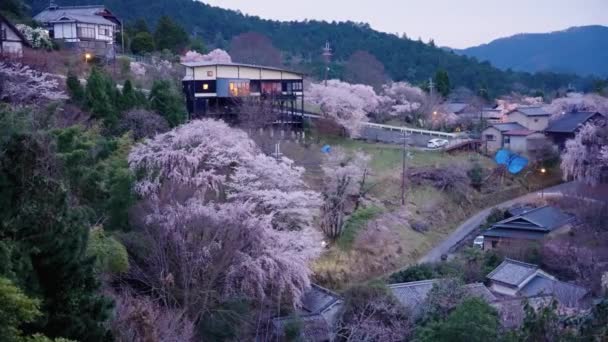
[418, 181, 605, 264]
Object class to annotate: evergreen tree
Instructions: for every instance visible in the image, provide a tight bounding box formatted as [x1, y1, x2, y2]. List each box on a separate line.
[415, 298, 499, 342]
[132, 18, 150, 34]
[0, 277, 41, 342]
[118, 79, 143, 111]
[0, 131, 112, 341]
[434, 69, 451, 98]
[149, 80, 187, 127]
[84, 68, 118, 127]
[130, 32, 155, 55]
[66, 72, 84, 105]
[154, 15, 189, 53]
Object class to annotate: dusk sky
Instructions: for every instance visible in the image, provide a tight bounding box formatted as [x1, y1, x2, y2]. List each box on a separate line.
[201, 0, 608, 48]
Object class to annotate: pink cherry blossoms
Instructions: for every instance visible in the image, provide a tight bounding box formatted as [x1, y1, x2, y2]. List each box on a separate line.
[308, 80, 381, 137]
[180, 49, 232, 64]
[128, 119, 321, 231]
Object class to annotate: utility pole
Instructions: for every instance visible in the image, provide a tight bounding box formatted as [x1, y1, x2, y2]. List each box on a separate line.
[401, 132, 411, 205]
[322, 41, 332, 86]
[428, 77, 435, 99]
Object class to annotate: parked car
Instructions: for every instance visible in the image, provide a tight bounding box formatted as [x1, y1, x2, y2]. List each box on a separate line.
[473, 235, 484, 249]
[427, 138, 449, 149]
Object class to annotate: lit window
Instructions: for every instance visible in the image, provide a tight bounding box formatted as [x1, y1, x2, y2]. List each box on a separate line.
[229, 83, 235, 90]
[203, 84, 209, 90]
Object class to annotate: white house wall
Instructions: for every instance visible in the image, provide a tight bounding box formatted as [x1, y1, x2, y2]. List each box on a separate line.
[53, 22, 76, 40]
[1, 41, 23, 56]
[193, 66, 217, 80]
[261, 69, 282, 79]
[239, 66, 261, 79]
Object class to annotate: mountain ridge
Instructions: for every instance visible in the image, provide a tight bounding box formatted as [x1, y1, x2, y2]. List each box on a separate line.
[457, 25, 608, 77]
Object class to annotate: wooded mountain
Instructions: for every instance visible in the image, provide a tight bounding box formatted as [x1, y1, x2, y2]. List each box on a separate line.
[458, 26, 608, 77]
[26, 0, 599, 96]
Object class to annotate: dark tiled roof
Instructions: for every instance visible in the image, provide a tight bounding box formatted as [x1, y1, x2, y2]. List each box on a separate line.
[389, 279, 437, 312]
[490, 122, 527, 132]
[389, 280, 497, 312]
[483, 228, 548, 240]
[465, 283, 497, 302]
[520, 275, 588, 308]
[272, 314, 332, 342]
[510, 106, 551, 117]
[487, 259, 539, 287]
[545, 112, 602, 133]
[300, 284, 342, 315]
[486, 206, 574, 237]
[443, 102, 469, 114]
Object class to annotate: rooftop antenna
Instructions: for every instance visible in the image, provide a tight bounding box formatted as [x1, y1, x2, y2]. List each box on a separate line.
[49, 0, 58, 9]
[322, 41, 332, 86]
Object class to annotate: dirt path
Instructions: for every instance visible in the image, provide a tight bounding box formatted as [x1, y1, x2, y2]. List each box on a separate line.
[418, 181, 584, 263]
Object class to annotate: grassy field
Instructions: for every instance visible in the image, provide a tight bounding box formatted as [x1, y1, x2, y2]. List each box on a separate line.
[308, 132, 562, 289]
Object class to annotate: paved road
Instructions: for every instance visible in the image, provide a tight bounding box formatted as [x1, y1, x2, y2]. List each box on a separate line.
[418, 181, 588, 264]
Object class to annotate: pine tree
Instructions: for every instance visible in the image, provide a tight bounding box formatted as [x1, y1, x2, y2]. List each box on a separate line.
[149, 80, 187, 127]
[85, 68, 118, 127]
[434, 69, 451, 98]
[154, 15, 189, 53]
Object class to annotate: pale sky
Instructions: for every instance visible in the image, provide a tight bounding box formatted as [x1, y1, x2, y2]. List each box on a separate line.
[201, 0, 608, 48]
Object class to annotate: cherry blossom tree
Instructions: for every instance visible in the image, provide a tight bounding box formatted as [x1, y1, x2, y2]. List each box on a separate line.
[127, 202, 320, 314]
[180, 49, 232, 64]
[128, 119, 321, 231]
[308, 80, 381, 137]
[320, 148, 371, 239]
[0, 62, 68, 104]
[380, 82, 425, 119]
[561, 122, 608, 186]
[547, 93, 608, 118]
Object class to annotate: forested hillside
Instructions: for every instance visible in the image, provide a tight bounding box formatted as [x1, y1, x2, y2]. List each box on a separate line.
[459, 25, 608, 77]
[25, 0, 598, 96]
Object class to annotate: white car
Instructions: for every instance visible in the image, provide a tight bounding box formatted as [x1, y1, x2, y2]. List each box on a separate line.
[473, 235, 484, 249]
[427, 138, 449, 149]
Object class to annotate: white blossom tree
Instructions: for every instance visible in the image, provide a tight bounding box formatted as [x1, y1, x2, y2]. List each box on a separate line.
[15, 24, 53, 49]
[320, 148, 371, 239]
[561, 122, 608, 186]
[0, 62, 68, 104]
[128, 119, 321, 231]
[307, 80, 381, 137]
[180, 49, 232, 64]
[379, 82, 425, 123]
[128, 201, 320, 313]
[547, 93, 608, 118]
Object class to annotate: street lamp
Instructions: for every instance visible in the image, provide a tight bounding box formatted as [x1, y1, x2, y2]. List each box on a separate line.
[539, 167, 547, 198]
[84, 52, 92, 63]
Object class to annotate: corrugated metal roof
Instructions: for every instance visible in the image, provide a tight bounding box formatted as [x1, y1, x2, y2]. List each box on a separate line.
[487, 259, 539, 287]
[521, 206, 575, 230]
[483, 228, 547, 240]
[510, 106, 551, 117]
[545, 112, 602, 133]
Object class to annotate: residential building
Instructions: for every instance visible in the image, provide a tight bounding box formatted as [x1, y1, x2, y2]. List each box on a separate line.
[34, 4, 120, 58]
[545, 111, 604, 148]
[482, 122, 526, 152]
[271, 284, 342, 342]
[483, 205, 575, 250]
[182, 61, 304, 123]
[481, 106, 552, 155]
[505, 106, 552, 131]
[487, 259, 590, 309]
[0, 13, 30, 57]
[482, 107, 502, 123]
